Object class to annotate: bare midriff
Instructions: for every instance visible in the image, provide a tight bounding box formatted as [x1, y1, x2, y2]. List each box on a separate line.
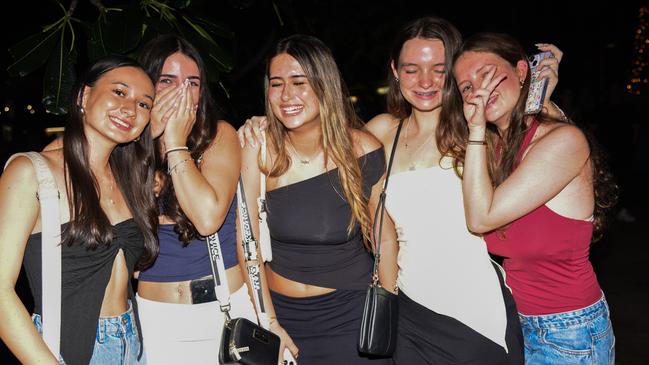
[265, 266, 335, 298]
[137, 265, 245, 304]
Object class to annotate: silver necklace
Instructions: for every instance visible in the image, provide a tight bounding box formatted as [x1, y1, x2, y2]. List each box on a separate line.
[404, 115, 434, 171]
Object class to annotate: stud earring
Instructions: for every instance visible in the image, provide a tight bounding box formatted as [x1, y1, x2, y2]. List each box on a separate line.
[133, 135, 141, 143]
[394, 76, 400, 83]
[79, 106, 85, 114]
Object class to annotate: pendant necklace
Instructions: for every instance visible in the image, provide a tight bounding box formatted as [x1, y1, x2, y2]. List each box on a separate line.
[404, 115, 434, 171]
[287, 137, 318, 165]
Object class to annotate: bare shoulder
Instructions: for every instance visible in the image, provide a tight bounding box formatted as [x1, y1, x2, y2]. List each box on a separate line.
[536, 122, 589, 150]
[351, 128, 382, 156]
[364, 113, 401, 144]
[527, 122, 590, 163]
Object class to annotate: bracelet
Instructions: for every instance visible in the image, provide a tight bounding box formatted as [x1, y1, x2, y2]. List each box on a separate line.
[467, 139, 487, 145]
[164, 146, 189, 156]
[550, 101, 569, 122]
[167, 157, 193, 175]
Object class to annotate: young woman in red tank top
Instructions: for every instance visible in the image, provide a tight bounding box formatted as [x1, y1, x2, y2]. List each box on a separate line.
[447, 33, 618, 364]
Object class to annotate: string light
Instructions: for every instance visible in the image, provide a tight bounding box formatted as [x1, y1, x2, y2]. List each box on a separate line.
[627, 6, 649, 95]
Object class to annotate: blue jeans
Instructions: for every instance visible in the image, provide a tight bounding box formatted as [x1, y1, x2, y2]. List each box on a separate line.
[519, 295, 615, 364]
[33, 301, 145, 365]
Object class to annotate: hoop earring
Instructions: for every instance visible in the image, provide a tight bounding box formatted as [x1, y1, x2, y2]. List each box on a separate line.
[133, 135, 141, 143]
[519, 79, 525, 88]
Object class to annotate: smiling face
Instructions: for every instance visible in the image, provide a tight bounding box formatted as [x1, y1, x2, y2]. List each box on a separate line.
[453, 51, 528, 129]
[267, 53, 321, 130]
[81, 66, 154, 145]
[156, 52, 201, 104]
[392, 37, 446, 113]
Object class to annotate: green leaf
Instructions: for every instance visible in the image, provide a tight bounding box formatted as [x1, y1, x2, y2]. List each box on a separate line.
[188, 15, 234, 40]
[168, 0, 191, 9]
[42, 33, 76, 115]
[7, 28, 60, 77]
[87, 16, 111, 62]
[102, 5, 146, 54]
[182, 17, 233, 72]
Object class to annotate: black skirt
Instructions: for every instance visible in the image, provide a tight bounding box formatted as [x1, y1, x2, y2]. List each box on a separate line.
[271, 289, 391, 365]
[392, 264, 524, 365]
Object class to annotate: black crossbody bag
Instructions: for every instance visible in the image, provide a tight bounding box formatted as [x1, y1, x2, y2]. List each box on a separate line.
[206, 177, 280, 365]
[358, 119, 404, 356]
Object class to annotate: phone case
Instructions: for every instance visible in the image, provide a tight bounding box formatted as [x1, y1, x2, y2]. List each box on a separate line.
[524, 51, 553, 114]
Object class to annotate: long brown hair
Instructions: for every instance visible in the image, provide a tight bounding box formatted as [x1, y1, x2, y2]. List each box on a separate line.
[263, 34, 372, 244]
[138, 34, 222, 244]
[448, 32, 618, 239]
[64, 55, 158, 269]
[387, 16, 468, 173]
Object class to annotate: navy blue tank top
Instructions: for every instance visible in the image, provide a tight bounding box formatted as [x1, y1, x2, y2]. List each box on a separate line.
[139, 197, 238, 282]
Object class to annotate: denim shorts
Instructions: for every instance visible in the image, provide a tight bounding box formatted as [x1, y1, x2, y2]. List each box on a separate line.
[33, 301, 146, 365]
[518, 295, 615, 364]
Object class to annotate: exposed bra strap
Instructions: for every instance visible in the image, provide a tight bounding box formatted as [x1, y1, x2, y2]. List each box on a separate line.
[5, 152, 62, 358]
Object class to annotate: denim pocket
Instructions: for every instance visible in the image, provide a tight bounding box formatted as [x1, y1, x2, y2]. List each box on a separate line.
[541, 323, 593, 356]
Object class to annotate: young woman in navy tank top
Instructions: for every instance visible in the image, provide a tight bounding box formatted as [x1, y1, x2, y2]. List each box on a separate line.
[134, 34, 258, 364]
[238, 34, 389, 364]
[0, 56, 158, 364]
[450, 32, 618, 364]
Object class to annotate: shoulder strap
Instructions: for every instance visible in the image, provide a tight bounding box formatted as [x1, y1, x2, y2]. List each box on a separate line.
[370, 119, 404, 284]
[205, 232, 232, 317]
[5, 152, 62, 358]
[257, 133, 272, 262]
[236, 177, 270, 329]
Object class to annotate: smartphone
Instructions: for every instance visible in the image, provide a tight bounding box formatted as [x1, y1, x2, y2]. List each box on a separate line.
[283, 348, 297, 365]
[524, 51, 553, 114]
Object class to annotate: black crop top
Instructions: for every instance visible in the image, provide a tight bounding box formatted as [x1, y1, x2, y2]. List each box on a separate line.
[266, 148, 385, 290]
[24, 219, 145, 365]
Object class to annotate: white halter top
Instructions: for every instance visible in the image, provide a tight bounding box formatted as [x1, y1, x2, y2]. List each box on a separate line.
[385, 156, 509, 351]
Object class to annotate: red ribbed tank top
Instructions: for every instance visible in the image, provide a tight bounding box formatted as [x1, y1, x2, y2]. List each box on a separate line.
[485, 120, 601, 315]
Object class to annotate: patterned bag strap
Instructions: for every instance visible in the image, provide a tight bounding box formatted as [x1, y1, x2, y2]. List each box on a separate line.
[257, 132, 272, 262]
[4, 152, 62, 358]
[236, 177, 270, 329]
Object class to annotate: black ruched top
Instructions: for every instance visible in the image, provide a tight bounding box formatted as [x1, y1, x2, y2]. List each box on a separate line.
[266, 148, 385, 290]
[24, 219, 145, 365]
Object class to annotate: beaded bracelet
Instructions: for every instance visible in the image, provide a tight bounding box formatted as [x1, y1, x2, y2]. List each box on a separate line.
[164, 146, 189, 157]
[467, 140, 487, 145]
[167, 157, 193, 175]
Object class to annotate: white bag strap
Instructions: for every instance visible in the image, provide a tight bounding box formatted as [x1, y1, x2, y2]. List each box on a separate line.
[5, 152, 62, 358]
[257, 133, 272, 262]
[205, 232, 232, 317]
[236, 178, 270, 329]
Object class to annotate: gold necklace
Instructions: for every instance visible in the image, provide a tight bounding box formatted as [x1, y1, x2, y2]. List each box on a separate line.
[287, 137, 319, 165]
[404, 115, 435, 171]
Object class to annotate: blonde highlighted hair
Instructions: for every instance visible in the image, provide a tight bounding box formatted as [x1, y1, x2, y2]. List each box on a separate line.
[262, 34, 372, 246]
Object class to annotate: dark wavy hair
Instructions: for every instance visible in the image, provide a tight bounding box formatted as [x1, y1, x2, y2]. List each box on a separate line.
[63, 54, 159, 269]
[138, 34, 221, 245]
[445, 32, 618, 240]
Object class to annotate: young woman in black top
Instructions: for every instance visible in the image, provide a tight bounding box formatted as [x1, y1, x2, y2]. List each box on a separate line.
[239, 34, 389, 364]
[0, 55, 158, 364]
